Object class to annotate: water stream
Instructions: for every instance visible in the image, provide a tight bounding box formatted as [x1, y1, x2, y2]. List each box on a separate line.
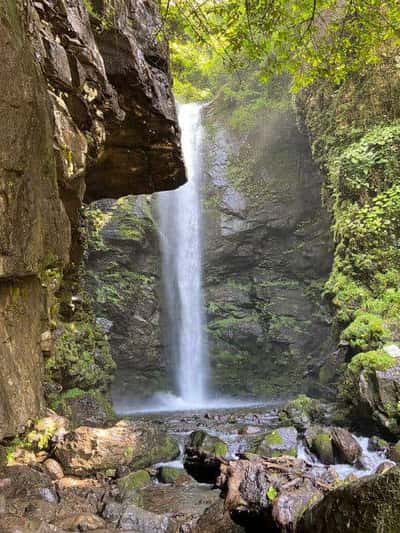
[157, 102, 209, 408]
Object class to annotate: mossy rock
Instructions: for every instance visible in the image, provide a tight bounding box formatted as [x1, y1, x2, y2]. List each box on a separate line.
[157, 466, 186, 484]
[389, 441, 400, 463]
[305, 426, 334, 465]
[47, 319, 115, 392]
[129, 431, 180, 470]
[118, 470, 151, 493]
[279, 395, 323, 430]
[188, 430, 228, 458]
[256, 427, 298, 458]
[298, 467, 400, 533]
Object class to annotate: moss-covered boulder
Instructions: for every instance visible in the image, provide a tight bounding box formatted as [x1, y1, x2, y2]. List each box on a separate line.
[298, 467, 400, 533]
[340, 351, 400, 436]
[305, 427, 334, 465]
[129, 430, 180, 471]
[157, 466, 188, 484]
[279, 395, 323, 430]
[184, 430, 228, 483]
[256, 427, 298, 458]
[389, 441, 400, 463]
[117, 470, 151, 504]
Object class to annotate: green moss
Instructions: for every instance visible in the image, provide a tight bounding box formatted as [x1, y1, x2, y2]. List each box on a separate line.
[341, 312, 390, 352]
[340, 350, 396, 405]
[264, 430, 284, 446]
[347, 350, 396, 375]
[49, 387, 116, 424]
[47, 320, 115, 391]
[157, 466, 184, 484]
[130, 435, 180, 470]
[214, 441, 229, 457]
[117, 470, 151, 494]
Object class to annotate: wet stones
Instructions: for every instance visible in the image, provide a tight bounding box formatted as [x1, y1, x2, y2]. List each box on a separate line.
[255, 427, 298, 458]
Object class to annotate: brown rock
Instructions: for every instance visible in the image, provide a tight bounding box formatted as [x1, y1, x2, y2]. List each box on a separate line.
[43, 459, 64, 480]
[55, 421, 138, 476]
[331, 428, 362, 465]
[57, 512, 106, 531]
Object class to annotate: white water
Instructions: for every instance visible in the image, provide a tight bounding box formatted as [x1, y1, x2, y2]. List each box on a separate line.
[298, 436, 389, 479]
[157, 103, 209, 408]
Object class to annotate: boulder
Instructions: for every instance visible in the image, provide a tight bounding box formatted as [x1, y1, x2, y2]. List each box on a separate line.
[184, 431, 228, 484]
[375, 461, 396, 474]
[368, 436, 389, 452]
[56, 391, 116, 428]
[279, 395, 323, 430]
[255, 427, 298, 458]
[102, 502, 178, 532]
[192, 499, 245, 532]
[117, 470, 151, 505]
[55, 420, 179, 476]
[298, 467, 400, 533]
[389, 441, 400, 463]
[305, 426, 334, 465]
[305, 426, 362, 465]
[1, 465, 57, 503]
[331, 428, 362, 464]
[217, 454, 334, 531]
[43, 459, 64, 480]
[346, 359, 400, 437]
[55, 421, 137, 476]
[57, 512, 106, 531]
[157, 466, 189, 485]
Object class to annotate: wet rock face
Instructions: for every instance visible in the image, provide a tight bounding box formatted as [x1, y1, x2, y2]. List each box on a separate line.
[203, 108, 334, 398]
[0, 0, 183, 438]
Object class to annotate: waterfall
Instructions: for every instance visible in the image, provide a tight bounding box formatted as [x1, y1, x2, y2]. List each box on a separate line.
[157, 103, 208, 407]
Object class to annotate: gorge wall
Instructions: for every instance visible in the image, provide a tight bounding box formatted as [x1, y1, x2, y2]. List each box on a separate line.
[86, 96, 335, 402]
[0, 0, 184, 437]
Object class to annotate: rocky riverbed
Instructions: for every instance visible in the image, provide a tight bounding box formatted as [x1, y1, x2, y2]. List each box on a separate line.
[1, 397, 399, 532]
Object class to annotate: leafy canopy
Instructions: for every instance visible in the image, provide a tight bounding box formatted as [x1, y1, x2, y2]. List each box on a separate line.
[161, 0, 400, 90]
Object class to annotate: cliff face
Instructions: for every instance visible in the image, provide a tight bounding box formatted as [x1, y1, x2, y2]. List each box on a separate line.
[203, 106, 334, 397]
[0, 0, 184, 437]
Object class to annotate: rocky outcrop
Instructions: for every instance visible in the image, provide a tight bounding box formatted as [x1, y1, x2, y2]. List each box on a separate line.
[203, 104, 333, 397]
[85, 195, 167, 404]
[0, 0, 184, 438]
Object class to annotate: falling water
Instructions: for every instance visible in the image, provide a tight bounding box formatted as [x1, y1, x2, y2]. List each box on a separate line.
[157, 103, 208, 407]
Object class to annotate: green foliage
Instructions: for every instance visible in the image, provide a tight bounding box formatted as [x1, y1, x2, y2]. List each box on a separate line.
[342, 313, 389, 352]
[162, 0, 400, 91]
[267, 485, 278, 501]
[332, 123, 400, 202]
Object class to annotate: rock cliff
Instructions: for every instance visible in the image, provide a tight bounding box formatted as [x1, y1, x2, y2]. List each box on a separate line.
[203, 105, 333, 397]
[86, 96, 334, 401]
[0, 0, 184, 437]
